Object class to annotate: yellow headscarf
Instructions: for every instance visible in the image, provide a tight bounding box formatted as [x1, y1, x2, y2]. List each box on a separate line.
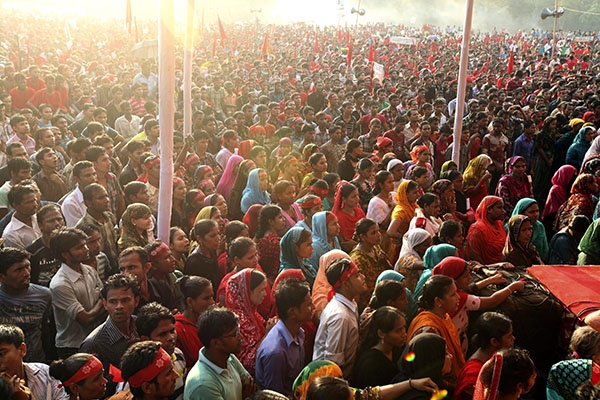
[462, 154, 492, 191]
[391, 180, 418, 222]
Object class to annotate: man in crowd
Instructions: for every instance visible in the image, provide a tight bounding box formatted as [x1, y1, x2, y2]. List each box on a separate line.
[0, 157, 31, 219]
[7, 114, 35, 156]
[3, 184, 41, 249]
[26, 204, 65, 287]
[61, 160, 98, 227]
[32, 147, 67, 203]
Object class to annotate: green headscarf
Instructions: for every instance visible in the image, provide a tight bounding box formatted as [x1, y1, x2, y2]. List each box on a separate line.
[293, 360, 343, 400]
[578, 218, 600, 265]
[511, 198, 549, 261]
[414, 244, 457, 301]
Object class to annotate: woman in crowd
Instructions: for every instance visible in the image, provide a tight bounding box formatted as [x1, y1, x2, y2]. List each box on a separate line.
[307, 211, 341, 274]
[542, 165, 577, 238]
[410, 193, 442, 237]
[332, 182, 366, 252]
[118, 203, 152, 252]
[566, 125, 596, 170]
[171, 177, 188, 229]
[302, 152, 328, 188]
[169, 227, 190, 273]
[254, 204, 286, 284]
[49, 353, 106, 400]
[337, 139, 362, 182]
[547, 326, 600, 400]
[463, 154, 493, 211]
[413, 243, 458, 301]
[407, 275, 465, 380]
[216, 154, 243, 203]
[352, 306, 407, 388]
[548, 215, 590, 265]
[217, 220, 249, 278]
[237, 139, 255, 159]
[350, 218, 393, 310]
[185, 219, 222, 291]
[511, 198, 549, 262]
[177, 153, 200, 188]
[204, 193, 229, 222]
[351, 158, 375, 213]
[532, 116, 559, 206]
[387, 180, 419, 247]
[229, 159, 256, 220]
[175, 276, 214, 367]
[241, 168, 272, 214]
[495, 156, 533, 220]
[242, 204, 262, 238]
[277, 154, 302, 187]
[394, 333, 450, 400]
[194, 165, 214, 187]
[473, 348, 536, 400]
[225, 268, 274, 375]
[367, 170, 395, 253]
[387, 158, 404, 193]
[395, 228, 432, 291]
[296, 195, 323, 232]
[467, 196, 507, 265]
[250, 146, 268, 170]
[431, 179, 459, 222]
[442, 169, 470, 221]
[323, 173, 340, 211]
[311, 249, 349, 316]
[555, 173, 598, 231]
[279, 226, 316, 286]
[454, 312, 515, 400]
[274, 180, 303, 233]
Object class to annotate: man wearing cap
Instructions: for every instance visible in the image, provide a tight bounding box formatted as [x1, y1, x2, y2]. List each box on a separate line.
[312, 258, 368, 378]
[215, 130, 239, 170]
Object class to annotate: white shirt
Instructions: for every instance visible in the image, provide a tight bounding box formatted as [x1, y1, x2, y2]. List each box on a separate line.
[115, 114, 141, 140]
[24, 363, 68, 400]
[61, 186, 87, 227]
[313, 292, 359, 378]
[3, 214, 41, 249]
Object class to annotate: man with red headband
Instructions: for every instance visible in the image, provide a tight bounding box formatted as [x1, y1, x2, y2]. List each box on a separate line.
[312, 258, 368, 378]
[108, 341, 178, 400]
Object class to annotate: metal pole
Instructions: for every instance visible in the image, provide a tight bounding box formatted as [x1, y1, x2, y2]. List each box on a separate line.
[552, 0, 558, 58]
[157, 0, 175, 243]
[355, 0, 361, 28]
[183, 0, 195, 136]
[452, 0, 474, 167]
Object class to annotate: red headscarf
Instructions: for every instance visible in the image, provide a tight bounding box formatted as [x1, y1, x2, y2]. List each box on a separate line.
[242, 204, 263, 238]
[432, 256, 469, 317]
[467, 196, 506, 264]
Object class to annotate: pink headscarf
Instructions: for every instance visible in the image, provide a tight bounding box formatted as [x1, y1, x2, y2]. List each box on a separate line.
[216, 155, 243, 203]
[542, 165, 577, 219]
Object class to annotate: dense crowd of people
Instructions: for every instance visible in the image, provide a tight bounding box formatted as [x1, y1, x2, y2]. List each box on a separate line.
[0, 11, 600, 400]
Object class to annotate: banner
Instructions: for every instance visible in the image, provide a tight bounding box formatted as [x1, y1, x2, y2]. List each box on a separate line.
[389, 36, 416, 45]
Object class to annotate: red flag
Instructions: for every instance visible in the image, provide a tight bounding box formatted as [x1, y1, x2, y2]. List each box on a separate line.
[337, 28, 343, 43]
[368, 41, 376, 63]
[217, 16, 227, 41]
[260, 33, 270, 60]
[346, 35, 353, 69]
[212, 36, 217, 58]
[126, 0, 132, 33]
[314, 33, 319, 55]
[507, 50, 514, 74]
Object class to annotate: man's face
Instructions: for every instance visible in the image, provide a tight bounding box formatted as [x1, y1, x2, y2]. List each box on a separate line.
[152, 250, 176, 275]
[148, 125, 160, 139]
[103, 287, 138, 326]
[218, 324, 243, 354]
[39, 209, 65, 236]
[14, 193, 39, 216]
[77, 167, 98, 188]
[13, 168, 31, 183]
[41, 107, 53, 121]
[86, 230, 102, 257]
[87, 188, 110, 212]
[9, 145, 27, 160]
[149, 319, 177, 355]
[119, 253, 151, 283]
[95, 112, 108, 126]
[147, 360, 178, 398]
[12, 120, 29, 136]
[65, 239, 90, 265]
[40, 149, 58, 170]
[84, 107, 96, 119]
[0, 259, 31, 293]
[94, 154, 112, 174]
[0, 342, 26, 377]
[39, 130, 55, 147]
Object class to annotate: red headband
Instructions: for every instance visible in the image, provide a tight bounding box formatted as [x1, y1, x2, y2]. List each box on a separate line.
[309, 186, 329, 198]
[300, 196, 322, 209]
[59, 356, 103, 388]
[332, 260, 359, 290]
[144, 157, 161, 169]
[128, 347, 172, 388]
[148, 242, 170, 261]
[326, 212, 337, 224]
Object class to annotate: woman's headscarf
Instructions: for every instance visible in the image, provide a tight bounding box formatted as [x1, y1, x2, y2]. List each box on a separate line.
[369, 270, 417, 319]
[581, 155, 600, 175]
[119, 203, 152, 249]
[238, 140, 256, 159]
[277, 137, 293, 157]
[243, 204, 263, 238]
[572, 173, 596, 195]
[410, 145, 429, 164]
[503, 215, 536, 263]
[467, 196, 506, 264]
[431, 179, 454, 215]
[241, 168, 271, 213]
[216, 155, 243, 203]
[440, 160, 458, 175]
[398, 228, 431, 260]
[307, 212, 341, 273]
[196, 205, 216, 221]
[567, 126, 595, 170]
[543, 165, 577, 219]
[578, 219, 600, 262]
[292, 360, 343, 400]
[183, 153, 200, 173]
[203, 194, 217, 207]
[414, 244, 457, 301]
[279, 227, 315, 284]
[511, 198, 549, 261]
[432, 256, 469, 317]
[504, 156, 526, 175]
[312, 249, 349, 313]
[396, 333, 446, 389]
[194, 165, 213, 185]
[391, 180, 418, 221]
[547, 359, 596, 400]
[463, 154, 492, 191]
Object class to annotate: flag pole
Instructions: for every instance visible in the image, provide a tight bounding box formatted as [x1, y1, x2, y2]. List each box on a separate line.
[183, 0, 195, 136]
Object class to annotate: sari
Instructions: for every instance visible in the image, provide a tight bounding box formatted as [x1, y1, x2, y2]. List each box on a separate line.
[242, 204, 263, 238]
[332, 184, 366, 241]
[349, 244, 393, 311]
[511, 198, 549, 261]
[307, 212, 341, 274]
[241, 168, 271, 214]
[279, 227, 316, 286]
[566, 126, 594, 170]
[390, 180, 418, 253]
[466, 196, 506, 264]
[118, 203, 151, 252]
[216, 155, 243, 203]
[555, 173, 597, 231]
[542, 165, 577, 221]
[312, 249, 349, 314]
[495, 156, 533, 220]
[225, 268, 266, 376]
[503, 215, 542, 267]
[394, 228, 431, 291]
[463, 154, 492, 211]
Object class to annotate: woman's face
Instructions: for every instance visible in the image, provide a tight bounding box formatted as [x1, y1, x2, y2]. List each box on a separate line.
[418, 150, 431, 164]
[382, 315, 408, 349]
[454, 265, 472, 289]
[235, 245, 259, 270]
[389, 286, 408, 311]
[360, 223, 382, 246]
[250, 278, 268, 306]
[254, 151, 267, 168]
[201, 226, 221, 251]
[344, 189, 360, 208]
[326, 216, 341, 238]
[437, 281, 460, 313]
[441, 187, 456, 204]
[173, 182, 187, 201]
[487, 200, 505, 222]
[287, 160, 299, 176]
[211, 209, 224, 226]
[382, 174, 395, 194]
[313, 156, 328, 173]
[76, 369, 108, 400]
[258, 171, 269, 191]
[447, 230, 464, 250]
[295, 236, 314, 260]
[523, 203, 539, 224]
[360, 166, 374, 180]
[407, 187, 420, 203]
[270, 212, 286, 232]
[452, 174, 463, 191]
[391, 164, 404, 181]
[189, 285, 215, 315]
[170, 229, 190, 254]
[517, 220, 533, 246]
[280, 144, 292, 157]
[498, 326, 515, 349]
[214, 195, 228, 218]
[511, 160, 527, 179]
[132, 213, 153, 232]
[278, 185, 297, 206]
[414, 173, 431, 189]
[422, 199, 441, 218]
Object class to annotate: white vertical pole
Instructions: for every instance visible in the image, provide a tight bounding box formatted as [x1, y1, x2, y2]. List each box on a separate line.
[157, 0, 175, 243]
[183, 0, 195, 136]
[452, 0, 474, 167]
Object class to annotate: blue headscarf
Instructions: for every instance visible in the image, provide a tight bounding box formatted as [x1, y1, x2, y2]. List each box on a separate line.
[372, 270, 418, 323]
[566, 126, 594, 170]
[241, 168, 271, 213]
[511, 197, 549, 262]
[307, 212, 341, 273]
[279, 227, 316, 286]
[413, 244, 457, 301]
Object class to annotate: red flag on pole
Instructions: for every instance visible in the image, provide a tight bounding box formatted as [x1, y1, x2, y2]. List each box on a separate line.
[126, 0, 132, 33]
[212, 36, 217, 58]
[507, 50, 515, 74]
[260, 32, 270, 60]
[337, 28, 343, 43]
[314, 33, 319, 55]
[368, 41, 376, 62]
[218, 16, 227, 41]
[346, 34, 353, 68]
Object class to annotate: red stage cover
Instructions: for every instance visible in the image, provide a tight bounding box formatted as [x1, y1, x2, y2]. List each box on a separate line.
[528, 265, 600, 319]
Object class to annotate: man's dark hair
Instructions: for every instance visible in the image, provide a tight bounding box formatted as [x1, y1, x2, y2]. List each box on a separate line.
[78, 223, 100, 237]
[9, 114, 27, 128]
[120, 340, 162, 395]
[101, 273, 141, 300]
[7, 158, 31, 176]
[85, 145, 107, 163]
[68, 137, 92, 155]
[192, 130, 210, 141]
[124, 181, 146, 203]
[82, 183, 106, 203]
[6, 142, 25, 157]
[126, 140, 145, 154]
[37, 204, 62, 225]
[49, 227, 88, 263]
[72, 160, 95, 180]
[0, 324, 25, 347]
[119, 246, 149, 265]
[197, 306, 238, 349]
[275, 279, 310, 320]
[35, 147, 54, 164]
[135, 302, 175, 337]
[0, 248, 30, 275]
[7, 184, 35, 208]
